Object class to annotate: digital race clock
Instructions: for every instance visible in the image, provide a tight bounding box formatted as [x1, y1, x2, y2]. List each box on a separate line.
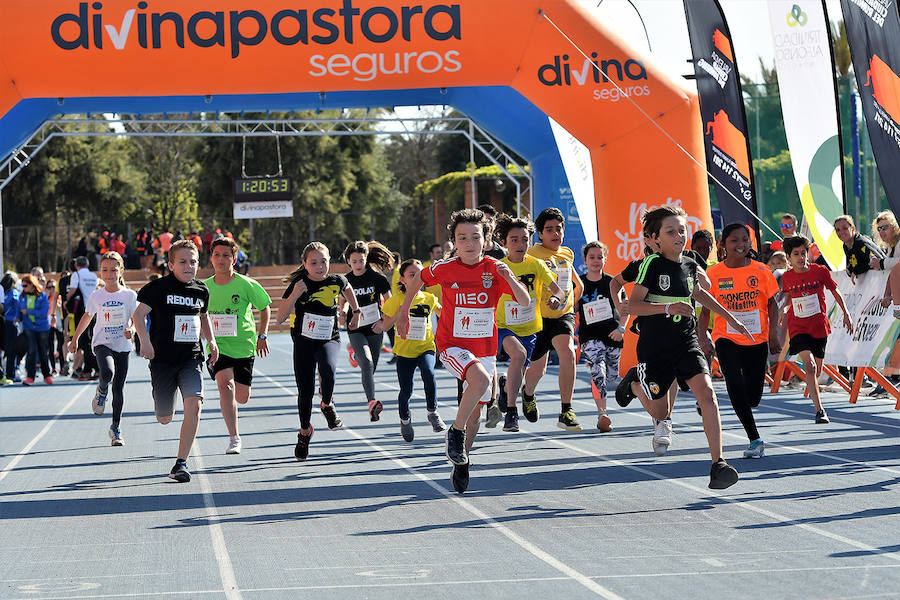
[233, 177, 292, 202]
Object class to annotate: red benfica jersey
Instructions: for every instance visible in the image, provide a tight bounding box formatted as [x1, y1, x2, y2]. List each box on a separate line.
[421, 256, 513, 357]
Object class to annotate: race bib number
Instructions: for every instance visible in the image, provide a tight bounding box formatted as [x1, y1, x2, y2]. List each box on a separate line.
[407, 316, 428, 341]
[791, 295, 821, 319]
[301, 313, 334, 340]
[211, 314, 238, 337]
[358, 303, 381, 327]
[504, 299, 536, 326]
[174, 315, 201, 343]
[583, 298, 613, 324]
[98, 305, 127, 328]
[553, 263, 572, 292]
[726, 309, 762, 335]
[453, 307, 495, 338]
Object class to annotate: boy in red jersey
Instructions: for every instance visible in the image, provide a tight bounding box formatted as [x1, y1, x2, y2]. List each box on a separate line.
[398, 209, 530, 493]
[781, 235, 853, 423]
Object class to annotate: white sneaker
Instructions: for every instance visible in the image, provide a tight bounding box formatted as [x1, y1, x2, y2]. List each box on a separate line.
[652, 418, 672, 456]
[226, 435, 242, 454]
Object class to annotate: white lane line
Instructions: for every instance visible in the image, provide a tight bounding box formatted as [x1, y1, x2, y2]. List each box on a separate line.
[192, 441, 242, 600]
[258, 368, 626, 600]
[0, 386, 89, 483]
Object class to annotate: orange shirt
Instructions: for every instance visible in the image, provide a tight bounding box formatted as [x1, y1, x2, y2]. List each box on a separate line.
[707, 261, 779, 345]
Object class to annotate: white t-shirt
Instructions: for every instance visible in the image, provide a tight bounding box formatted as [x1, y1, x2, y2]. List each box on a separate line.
[86, 287, 138, 352]
[68, 267, 99, 303]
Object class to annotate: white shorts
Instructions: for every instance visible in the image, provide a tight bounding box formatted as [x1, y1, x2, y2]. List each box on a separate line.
[440, 347, 496, 404]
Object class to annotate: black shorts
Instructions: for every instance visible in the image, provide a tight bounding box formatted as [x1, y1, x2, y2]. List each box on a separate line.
[207, 354, 255, 386]
[788, 334, 826, 359]
[636, 344, 708, 400]
[532, 313, 576, 361]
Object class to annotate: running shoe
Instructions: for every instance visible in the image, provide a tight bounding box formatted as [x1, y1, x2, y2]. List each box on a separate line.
[226, 435, 242, 455]
[451, 461, 470, 494]
[92, 387, 107, 416]
[78, 371, 92, 381]
[427, 411, 446, 432]
[695, 400, 702, 416]
[597, 413, 612, 433]
[368, 400, 383, 422]
[295, 426, 314, 461]
[347, 343, 358, 368]
[557, 409, 581, 431]
[60, 365, 70, 376]
[44, 376, 53, 385]
[615, 367, 638, 408]
[0, 378, 12, 386]
[503, 410, 519, 432]
[498, 374, 508, 413]
[320, 402, 344, 430]
[387, 355, 397, 365]
[168, 460, 191, 483]
[445, 425, 468, 465]
[652, 418, 672, 456]
[400, 418, 415, 442]
[485, 399, 502, 428]
[815, 409, 830, 424]
[521, 387, 539, 423]
[743, 438, 765, 459]
[22, 377, 34, 386]
[709, 459, 739, 489]
[109, 427, 124, 447]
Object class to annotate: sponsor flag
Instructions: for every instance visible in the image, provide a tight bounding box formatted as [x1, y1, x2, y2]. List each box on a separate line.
[768, 0, 846, 269]
[840, 0, 900, 214]
[548, 116, 599, 245]
[684, 0, 759, 243]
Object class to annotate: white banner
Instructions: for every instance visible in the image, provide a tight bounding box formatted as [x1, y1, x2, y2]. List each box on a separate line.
[824, 270, 900, 367]
[548, 116, 598, 243]
[768, 0, 846, 270]
[233, 200, 294, 219]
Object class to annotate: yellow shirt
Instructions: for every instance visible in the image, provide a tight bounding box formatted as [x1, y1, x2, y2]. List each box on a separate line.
[526, 244, 576, 318]
[496, 255, 557, 336]
[390, 267, 402, 296]
[381, 291, 438, 358]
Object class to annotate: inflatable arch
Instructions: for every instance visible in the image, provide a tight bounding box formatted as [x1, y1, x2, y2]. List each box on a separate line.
[0, 0, 710, 273]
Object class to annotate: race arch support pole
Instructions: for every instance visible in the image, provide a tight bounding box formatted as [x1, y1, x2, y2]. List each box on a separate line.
[0, 188, 4, 270]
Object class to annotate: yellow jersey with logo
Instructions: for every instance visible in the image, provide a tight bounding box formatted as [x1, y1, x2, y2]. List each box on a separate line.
[381, 291, 438, 358]
[495, 255, 556, 336]
[526, 244, 575, 318]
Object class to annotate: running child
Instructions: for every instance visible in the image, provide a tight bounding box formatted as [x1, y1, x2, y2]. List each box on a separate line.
[340, 241, 394, 422]
[780, 235, 853, 423]
[277, 242, 361, 461]
[396, 209, 529, 494]
[380, 259, 446, 441]
[615, 206, 753, 489]
[70, 251, 137, 446]
[577, 241, 628, 432]
[134, 240, 219, 482]
[493, 214, 562, 433]
[204, 237, 272, 455]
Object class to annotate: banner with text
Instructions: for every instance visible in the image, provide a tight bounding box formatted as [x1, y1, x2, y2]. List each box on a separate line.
[824, 270, 900, 367]
[684, 0, 759, 242]
[768, 0, 846, 270]
[840, 0, 900, 214]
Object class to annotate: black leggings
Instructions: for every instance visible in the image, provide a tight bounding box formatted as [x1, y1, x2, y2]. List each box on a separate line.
[292, 335, 340, 430]
[715, 338, 768, 442]
[48, 328, 65, 372]
[94, 345, 130, 427]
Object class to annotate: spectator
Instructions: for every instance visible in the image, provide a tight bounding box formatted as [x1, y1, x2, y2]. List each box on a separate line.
[135, 228, 154, 270]
[67, 256, 99, 380]
[835, 214, 884, 280]
[18, 274, 52, 385]
[110, 232, 126, 255]
[769, 213, 798, 252]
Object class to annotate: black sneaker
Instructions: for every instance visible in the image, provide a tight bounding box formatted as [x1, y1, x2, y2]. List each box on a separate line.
[498, 374, 508, 413]
[522, 387, 539, 423]
[368, 400, 383, 422]
[485, 399, 502, 428]
[709, 459, 739, 489]
[451, 462, 470, 494]
[557, 409, 582, 431]
[295, 426, 314, 461]
[815, 410, 830, 424]
[445, 425, 468, 465]
[400, 418, 414, 443]
[168, 460, 191, 483]
[615, 367, 638, 408]
[320, 402, 343, 430]
[503, 410, 519, 432]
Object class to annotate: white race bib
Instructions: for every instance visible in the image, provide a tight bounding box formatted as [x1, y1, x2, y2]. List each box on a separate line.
[791, 295, 821, 319]
[99, 305, 127, 328]
[583, 298, 613, 324]
[453, 307, 495, 338]
[504, 299, 536, 326]
[358, 303, 381, 327]
[553, 263, 572, 292]
[174, 315, 201, 343]
[301, 313, 334, 340]
[406, 316, 428, 341]
[726, 309, 762, 335]
[211, 314, 238, 338]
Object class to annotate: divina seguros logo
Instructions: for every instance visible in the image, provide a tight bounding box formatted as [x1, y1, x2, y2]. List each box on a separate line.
[51, 1, 463, 81]
[537, 53, 650, 102]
